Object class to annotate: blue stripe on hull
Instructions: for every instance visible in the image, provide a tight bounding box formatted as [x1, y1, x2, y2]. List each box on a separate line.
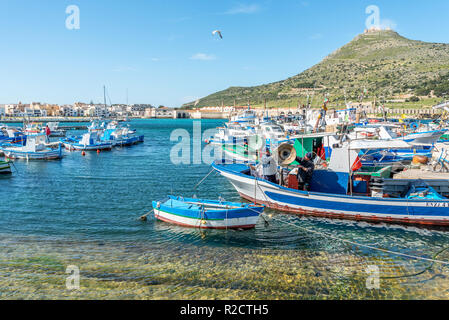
[212, 163, 449, 222]
[265, 191, 449, 217]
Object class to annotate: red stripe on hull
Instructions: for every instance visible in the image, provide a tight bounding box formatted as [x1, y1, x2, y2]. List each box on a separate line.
[155, 214, 256, 230]
[238, 193, 449, 227]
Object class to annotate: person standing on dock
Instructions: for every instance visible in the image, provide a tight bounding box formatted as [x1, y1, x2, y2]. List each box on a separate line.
[296, 152, 315, 191]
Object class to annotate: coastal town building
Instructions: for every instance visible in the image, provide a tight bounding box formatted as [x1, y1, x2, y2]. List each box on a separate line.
[0, 102, 158, 119]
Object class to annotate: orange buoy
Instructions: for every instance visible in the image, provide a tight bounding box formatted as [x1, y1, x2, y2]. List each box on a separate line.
[97, 149, 100, 154]
[81, 151, 86, 156]
[412, 155, 428, 165]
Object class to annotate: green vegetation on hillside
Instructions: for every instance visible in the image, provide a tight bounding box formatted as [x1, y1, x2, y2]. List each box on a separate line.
[184, 30, 449, 109]
[415, 75, 449, 97]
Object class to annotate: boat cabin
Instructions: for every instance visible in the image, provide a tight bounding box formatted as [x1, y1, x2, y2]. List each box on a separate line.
[22, 134, 48, 152]
[291, 133, 336, 163]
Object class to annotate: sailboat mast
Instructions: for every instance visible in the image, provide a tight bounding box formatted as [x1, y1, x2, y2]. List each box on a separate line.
[103, 85, 107, 107]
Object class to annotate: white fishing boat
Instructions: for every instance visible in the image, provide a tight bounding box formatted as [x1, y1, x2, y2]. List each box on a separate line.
[213, 139, 449, 227]
[0, 134, 62, 160]
[230, 109, 257, 126]
[62, 132, 112, 151]
[206, 123, 255, 145]
[101, 127, 144, 146]
[377, 125, 446, 146]
[46, 122, 66, 137]
[257, 123, 286, 141]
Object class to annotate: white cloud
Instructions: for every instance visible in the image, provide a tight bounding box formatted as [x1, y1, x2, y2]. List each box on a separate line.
[380, 19, 397, 30]
[190, 53, 216, 61]
[309, 33, 323, 40]
[225, 4, 260, 15]
[112, 66, 136, 72]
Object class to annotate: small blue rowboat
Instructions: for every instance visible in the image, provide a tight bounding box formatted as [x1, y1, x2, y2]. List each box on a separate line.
[152, 196, 264, 229]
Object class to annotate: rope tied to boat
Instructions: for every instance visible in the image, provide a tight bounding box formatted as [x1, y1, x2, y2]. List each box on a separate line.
[9, 161, 19, 173]
[253, 208, 449, 266]
[192, 167, 215, 192]
[249, 174, 449, 265]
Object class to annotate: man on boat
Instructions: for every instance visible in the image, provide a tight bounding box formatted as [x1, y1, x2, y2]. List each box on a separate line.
[45, 125, 51, 142]
[250, 148, 278, 183]
[296, 152, 315, 191]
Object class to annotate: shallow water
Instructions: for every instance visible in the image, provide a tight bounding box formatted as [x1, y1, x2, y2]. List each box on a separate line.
[1, 119, 449, 299]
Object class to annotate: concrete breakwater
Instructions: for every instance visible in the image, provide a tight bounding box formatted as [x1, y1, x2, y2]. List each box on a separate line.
[180, 107, 444, 119]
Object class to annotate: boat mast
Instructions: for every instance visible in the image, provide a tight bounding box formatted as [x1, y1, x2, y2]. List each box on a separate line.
[103, 85, 107, 108]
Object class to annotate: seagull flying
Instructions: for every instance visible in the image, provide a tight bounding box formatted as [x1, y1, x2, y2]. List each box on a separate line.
[212, 30, 223, 39]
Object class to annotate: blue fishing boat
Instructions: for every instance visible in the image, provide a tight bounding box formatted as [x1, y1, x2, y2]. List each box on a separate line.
[101, 128, 144, 147]
[152, 196, 264, 229]
[0, 126, 26, 144]
[62, 132, 112, 151]
[213, 140, 449, 227]
[0, 134, 62, 160]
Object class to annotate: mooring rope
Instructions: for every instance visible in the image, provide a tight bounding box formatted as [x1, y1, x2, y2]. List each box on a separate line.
[248, 176, 449, 266]
[10, 161, 19, 173]
[264, 213, 449, 266]
[192, 167, 215, 192]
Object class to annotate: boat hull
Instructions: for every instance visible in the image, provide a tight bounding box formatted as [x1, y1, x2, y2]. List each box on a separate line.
[3, 150, 62, 160]
[153, 208, 260, 229]
[213, 163, 449, 227]
[403, 130, 447, 146]
[152, 197, 263, 229]
[0, 161, 11, 174]
[2, 146, 62, 161]
[64, 143, 112, 151]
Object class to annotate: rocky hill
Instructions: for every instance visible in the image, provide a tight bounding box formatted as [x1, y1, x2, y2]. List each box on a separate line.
[185, 30, 449, 108]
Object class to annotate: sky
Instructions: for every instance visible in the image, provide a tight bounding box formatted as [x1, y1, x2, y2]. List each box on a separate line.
[0, 0, 448, 107]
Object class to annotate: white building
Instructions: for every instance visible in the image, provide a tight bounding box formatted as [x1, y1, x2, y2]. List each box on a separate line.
[5, 104, 20, 117]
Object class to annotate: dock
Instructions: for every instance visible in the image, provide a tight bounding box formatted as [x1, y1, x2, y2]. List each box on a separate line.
[59, 125, 87, 131]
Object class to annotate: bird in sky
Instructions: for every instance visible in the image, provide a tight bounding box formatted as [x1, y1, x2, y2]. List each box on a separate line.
[212, 30, 223, 39]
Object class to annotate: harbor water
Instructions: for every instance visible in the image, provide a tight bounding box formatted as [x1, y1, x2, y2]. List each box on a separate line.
[1, 119, 449, 299]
